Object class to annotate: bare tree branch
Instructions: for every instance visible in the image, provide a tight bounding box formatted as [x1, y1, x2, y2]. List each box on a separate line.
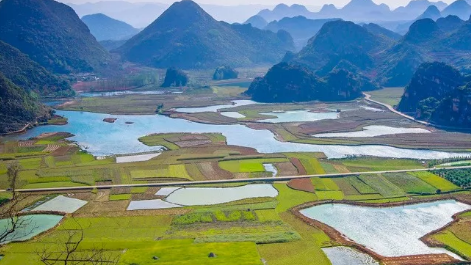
[0, 163, 35, 244]
[37, 218, 119, 265]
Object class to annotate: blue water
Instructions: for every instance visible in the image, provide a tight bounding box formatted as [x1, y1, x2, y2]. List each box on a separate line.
[0, 214, 63, 244]
[301, 200, 470, 257]
[5, 110, 471, 159]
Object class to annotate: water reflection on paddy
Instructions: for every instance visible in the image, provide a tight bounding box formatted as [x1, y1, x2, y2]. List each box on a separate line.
[314, 126, 431, 138]
[258, 110, 338, 123]
[323, 247, 379, 265]
[174, 100, 257, 113]
[165, 184, 279, 206]
[0, 215, 63, 243]
[300, 200, 471, 257]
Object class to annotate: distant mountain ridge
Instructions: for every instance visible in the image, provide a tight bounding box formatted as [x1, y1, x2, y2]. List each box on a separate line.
[256, 0, 451, 23]
[118, 1, 294, 69]
[82, 13, 139, 41]
[265, 17, 340, 50]
[286, 17, 471, 87]
[0, 0, 110, 74]
[442, 0, 471, 20]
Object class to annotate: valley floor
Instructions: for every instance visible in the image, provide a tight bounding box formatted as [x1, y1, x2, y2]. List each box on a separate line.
[1, 84, 471, 265]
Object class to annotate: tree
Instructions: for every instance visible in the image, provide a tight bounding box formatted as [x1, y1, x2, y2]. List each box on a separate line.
[37, 219, 120, 265]
[0, 162, 35, 244]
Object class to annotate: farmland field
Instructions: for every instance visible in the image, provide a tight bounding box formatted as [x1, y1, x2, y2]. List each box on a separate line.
[2, 84, 471, 265]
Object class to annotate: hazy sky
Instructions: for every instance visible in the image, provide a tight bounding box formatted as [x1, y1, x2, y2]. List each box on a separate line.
[63, 0, 457, 9]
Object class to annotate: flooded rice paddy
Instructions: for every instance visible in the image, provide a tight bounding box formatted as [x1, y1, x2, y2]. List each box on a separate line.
[174, 100, 257, 113]
[258, 110, 339, 123]
[314, 126, 431, 138]
[30, 195, 87, 213]
[9, 110, 470, 159]
[322, 247, 379, 265]
[165, 184, 278, 206]
[116, 153, 161, 163]
[127, 184, 279, 210]
[300, 200, 471, 257]
[220, 112, 246, 118]
[0, 215, 63, 243]
[263, 164, 278, 177]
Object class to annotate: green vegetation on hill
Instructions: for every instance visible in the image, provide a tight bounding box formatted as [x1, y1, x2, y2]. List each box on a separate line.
[117, 0, 294, 69]
[0, 41, 73, 97]
[397, 62, 471, 127]
[245, 62, 367, 103]
[0, 73, 51, 133]
[0, 0, 109, 73]
[398, 62, 464, 114]
[293, 20, 391, 72]
[286, 17, 471, 88]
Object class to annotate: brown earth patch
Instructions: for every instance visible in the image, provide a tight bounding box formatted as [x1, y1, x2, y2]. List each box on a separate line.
[174, 140, 212, 148]
[287, 178, 315, 193]
[132, 187, 160, 200]
[332, 163, 351, 173]
[276, 162, 298, 176]
[198, 162, 233, 180]
[290, 158, 307, 175]
[44, 144, 61, 152]
[110, 187, 131, 195]
[103, 118, 118, 123]
[382, 254, 461, 265]
[18, 140, 35, 147]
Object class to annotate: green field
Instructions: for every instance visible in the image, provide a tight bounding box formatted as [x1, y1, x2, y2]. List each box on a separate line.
[219, 158, 287, 173]
[367, 87, 405, 107]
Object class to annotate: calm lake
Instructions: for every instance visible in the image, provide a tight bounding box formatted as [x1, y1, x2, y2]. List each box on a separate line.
[7, 110, 471, 159]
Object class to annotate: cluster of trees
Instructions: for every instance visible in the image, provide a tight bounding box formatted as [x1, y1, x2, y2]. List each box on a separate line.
[161, 68, 189, 88]
[434, 168, 471, 188]
[213, 66, 238, 80]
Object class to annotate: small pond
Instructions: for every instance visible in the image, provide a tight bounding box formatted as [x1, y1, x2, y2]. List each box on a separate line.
[323, 247, 379, 265]
[300, 200, 470, 257]
[174, 100, 257, 113]
[165, 184, 279, 206]
[0, 214, 63, 243]
[116, 153, 161, 163]
[263, 164, 278, 177]
[258, 110, 338, 123]
[31, 195, 87, 213]
[314, 126, 431, 138]
[220, 112, 246, 118]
